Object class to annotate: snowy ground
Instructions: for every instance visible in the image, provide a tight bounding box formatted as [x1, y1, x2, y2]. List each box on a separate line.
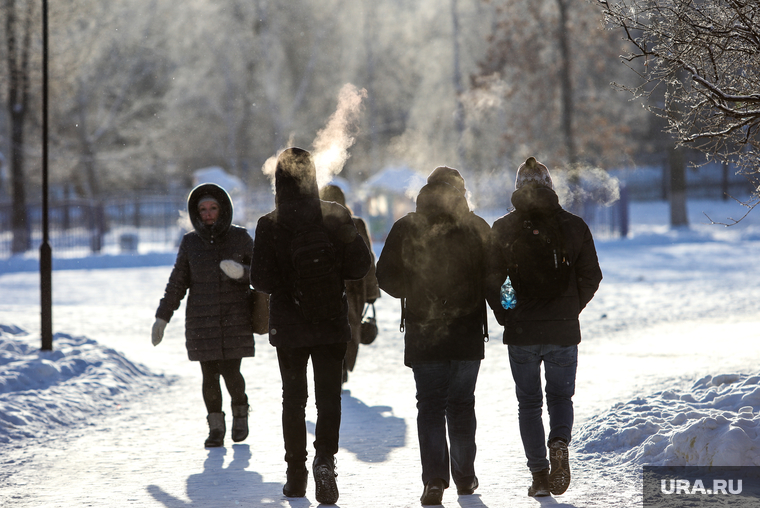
[1, 198, 759, 507]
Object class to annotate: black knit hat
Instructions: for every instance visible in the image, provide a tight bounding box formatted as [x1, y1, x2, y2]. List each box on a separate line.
[274, 147, 319, 206]
[427, 166, 466, 195]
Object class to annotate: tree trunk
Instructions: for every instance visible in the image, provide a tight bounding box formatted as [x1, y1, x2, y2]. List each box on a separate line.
[557, 0, 576, 164]
[450, 0, 466, 169]
[6, 0, 34, 254]
[668, 146, 689, 228]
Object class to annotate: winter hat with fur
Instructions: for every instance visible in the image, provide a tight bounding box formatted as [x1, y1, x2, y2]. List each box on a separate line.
[515, 157, 553, 190]
[427, 166, 466, 195]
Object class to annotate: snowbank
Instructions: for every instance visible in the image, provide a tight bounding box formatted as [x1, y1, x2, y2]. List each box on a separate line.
[0, 324, 170, 444]
[576, 373, 760, 467]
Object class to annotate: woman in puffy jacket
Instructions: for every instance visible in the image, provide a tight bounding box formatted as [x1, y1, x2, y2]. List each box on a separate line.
[152, 183, 255, 448]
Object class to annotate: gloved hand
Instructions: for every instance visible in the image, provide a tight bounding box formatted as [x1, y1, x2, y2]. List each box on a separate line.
[152, 318, 168, 346]
[220, 260, 245, 280]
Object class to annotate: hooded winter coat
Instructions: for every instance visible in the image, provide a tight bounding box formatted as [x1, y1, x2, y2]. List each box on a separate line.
[376, 181, 490, 367]
[487, 185, 602, 346]
[156, 183, 255, 362]
[250, 147, 372, 349]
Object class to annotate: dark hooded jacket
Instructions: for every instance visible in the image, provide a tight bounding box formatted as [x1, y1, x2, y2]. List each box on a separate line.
[376, 181, 490, 366]
[487, 185, 602, 346]
[156, 183, 255, 362]
[250, 148, 372, 348]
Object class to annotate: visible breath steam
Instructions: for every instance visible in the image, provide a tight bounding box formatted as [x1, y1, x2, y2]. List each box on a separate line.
[261, 84, 367, 193]
[313, 83, 367, 187]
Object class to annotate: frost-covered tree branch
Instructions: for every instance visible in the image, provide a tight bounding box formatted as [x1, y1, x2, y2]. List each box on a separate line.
[599, 0, 760, 201]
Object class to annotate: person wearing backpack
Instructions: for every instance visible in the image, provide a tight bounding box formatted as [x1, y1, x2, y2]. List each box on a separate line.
[152, 183, 255, 448]
[487, 157, 602, 498]
[376, 166, 490, 506]
[250, 147, 371, 505]
[319, 184, 380, 386]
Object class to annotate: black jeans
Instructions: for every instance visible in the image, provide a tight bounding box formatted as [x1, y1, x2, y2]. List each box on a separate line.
[199, 359, 248, 414]
[276, 342, 347, 467]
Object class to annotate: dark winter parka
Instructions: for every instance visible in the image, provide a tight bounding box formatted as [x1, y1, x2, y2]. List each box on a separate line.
[376, 181, 491, 367]
[249, 147, 372, 349]
[487, 185, 602, 346]
[156, 183, 255, 362]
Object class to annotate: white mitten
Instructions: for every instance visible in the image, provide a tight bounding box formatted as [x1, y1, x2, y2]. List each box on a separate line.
[220, 259, 245, 280]
[152, 318, 168, 346]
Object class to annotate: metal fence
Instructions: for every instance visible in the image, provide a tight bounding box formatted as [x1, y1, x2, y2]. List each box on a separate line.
[0, 187, 630, 260]
[0, 194, 187, 259]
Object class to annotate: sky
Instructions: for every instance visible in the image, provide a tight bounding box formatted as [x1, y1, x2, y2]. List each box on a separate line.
[0, 197, 759, 507]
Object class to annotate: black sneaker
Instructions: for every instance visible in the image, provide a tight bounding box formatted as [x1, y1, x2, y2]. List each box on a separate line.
[549, 438, 571, 495]
[313, 456, 339, 504]
[420, 478, 445, 505]
[283, 467, 307, 498]
[528, 468, 550, 497]
[456, 476, 479, 495]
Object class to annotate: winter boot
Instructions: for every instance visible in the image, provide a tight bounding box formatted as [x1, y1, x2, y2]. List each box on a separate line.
[313, 455, 339, 504]
[283, 465, 308, 498]
[549, 438, 571, 495]
[231, 404, 249, 442]
[528, 468, 551, 497]
[420, 478, 445, 505]
[204, 412, 225, 448]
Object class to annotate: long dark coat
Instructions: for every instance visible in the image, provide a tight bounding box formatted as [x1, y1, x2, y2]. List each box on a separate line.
[156, 183, 255, 362]
[344, 216, 379, 370]
[249, 151, 371, 349]
[376, 181, 490, 367]
[487, 185, 603, 346]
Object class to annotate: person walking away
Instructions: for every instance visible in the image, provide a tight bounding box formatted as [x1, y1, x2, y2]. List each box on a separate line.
[486, 157, 602, 497]
[376, 166, 490, 506]
[319, 184, 380, 385]
[152, 183, 255, 448]
[250, 148, 371, 505]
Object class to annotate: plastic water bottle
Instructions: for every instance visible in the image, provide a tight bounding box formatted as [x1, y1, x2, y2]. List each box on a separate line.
[500, 276, 516, 310]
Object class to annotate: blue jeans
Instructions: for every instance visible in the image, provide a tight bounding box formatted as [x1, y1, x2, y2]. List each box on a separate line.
[412, 360, 480, 488]
[508, 344, 577, 472]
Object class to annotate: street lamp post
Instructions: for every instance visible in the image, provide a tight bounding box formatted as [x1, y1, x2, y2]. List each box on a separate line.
[40, 0, 52, 351]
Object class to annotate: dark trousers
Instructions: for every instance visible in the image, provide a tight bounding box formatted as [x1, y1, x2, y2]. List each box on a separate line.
[276, 342, 348, 467]
[412, 360, 481, 488]
[199, 358, 247, 414]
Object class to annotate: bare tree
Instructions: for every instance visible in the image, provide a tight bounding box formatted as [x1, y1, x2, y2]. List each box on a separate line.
[599, 0, 760, 211]
[3, 0, 35, 253]
[471, 0, 643, 171]
[52, 1, 174, 196]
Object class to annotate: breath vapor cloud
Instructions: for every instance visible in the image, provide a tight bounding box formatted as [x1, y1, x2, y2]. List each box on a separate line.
[261, 83, 367, 191]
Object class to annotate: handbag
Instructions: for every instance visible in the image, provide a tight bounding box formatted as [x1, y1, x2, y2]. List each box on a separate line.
[250, 289, 270, 335]
[360, 303, 378, 345]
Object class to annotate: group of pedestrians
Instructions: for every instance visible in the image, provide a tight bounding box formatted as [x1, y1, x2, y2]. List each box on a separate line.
[151, 147, 602, 506]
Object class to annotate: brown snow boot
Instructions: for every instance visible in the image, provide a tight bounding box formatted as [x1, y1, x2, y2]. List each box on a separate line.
[231, 404, 249, 442]
[204, 412, 225, 448]
[549, 438, 571, 495]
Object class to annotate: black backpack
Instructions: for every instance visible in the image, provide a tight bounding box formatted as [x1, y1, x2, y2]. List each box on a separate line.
[509, 211, 571, 299]
[404, 216, 483, 322]
[288, 223, 346, 323]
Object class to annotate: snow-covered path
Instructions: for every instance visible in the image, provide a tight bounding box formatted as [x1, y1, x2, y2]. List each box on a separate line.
[1, 199, 760, 507]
